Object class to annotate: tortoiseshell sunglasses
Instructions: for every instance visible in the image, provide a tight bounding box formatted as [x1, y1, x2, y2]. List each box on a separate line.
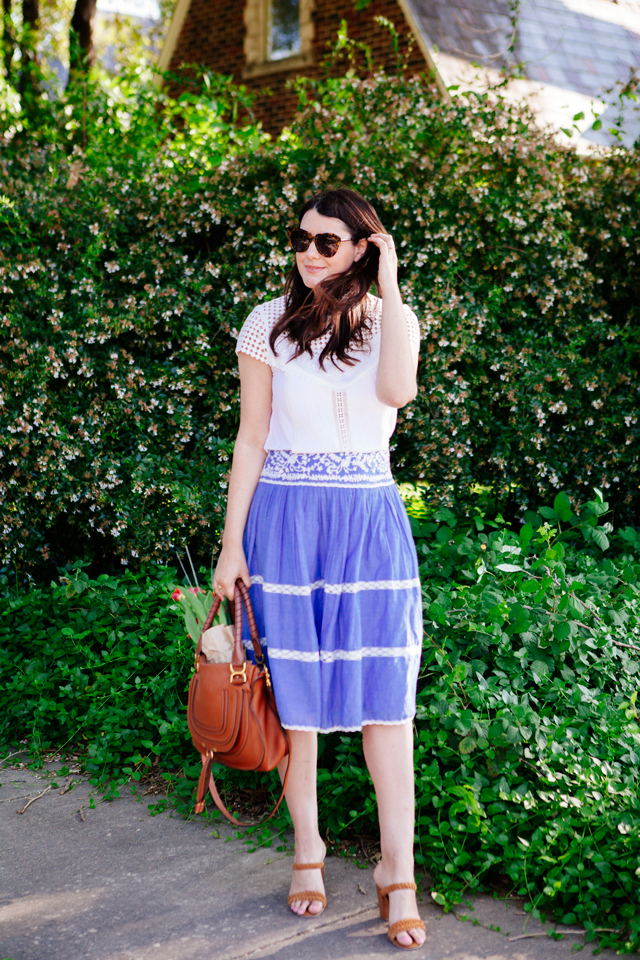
[287, 227, 355, 258]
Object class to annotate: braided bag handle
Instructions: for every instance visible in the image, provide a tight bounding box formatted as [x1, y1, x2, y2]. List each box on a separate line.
[196, 579, 264, 667]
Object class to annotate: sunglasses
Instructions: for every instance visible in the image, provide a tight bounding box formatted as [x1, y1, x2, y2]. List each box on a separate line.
[287, 227, 355, 258]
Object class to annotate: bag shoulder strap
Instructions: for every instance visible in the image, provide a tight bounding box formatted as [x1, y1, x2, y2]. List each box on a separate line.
[194, 743, 291, 827]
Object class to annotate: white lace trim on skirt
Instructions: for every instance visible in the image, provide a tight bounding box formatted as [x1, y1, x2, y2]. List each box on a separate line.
[267, 645, 422, 662]
[283, 717, 414, 733]
[250, 574, 420, 595]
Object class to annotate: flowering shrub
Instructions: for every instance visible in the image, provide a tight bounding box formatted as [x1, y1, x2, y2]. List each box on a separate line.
[1, 66, 639, 574]
[0, 68, 264, 573]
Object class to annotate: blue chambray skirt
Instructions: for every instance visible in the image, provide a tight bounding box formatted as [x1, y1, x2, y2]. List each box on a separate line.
[241, 450, 423, 733]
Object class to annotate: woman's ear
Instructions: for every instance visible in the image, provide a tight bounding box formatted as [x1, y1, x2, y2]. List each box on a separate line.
[354, 238, 369, 262]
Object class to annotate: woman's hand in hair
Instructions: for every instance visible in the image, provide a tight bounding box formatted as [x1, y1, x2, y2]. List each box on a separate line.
[367, 232, 399, 298]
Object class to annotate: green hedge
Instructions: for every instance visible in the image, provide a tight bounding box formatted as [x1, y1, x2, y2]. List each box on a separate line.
[3, 495, 640, 951]
[0, 68, 263, 573]
[411, 493, 640, 950]
[1, 66, 639, 574]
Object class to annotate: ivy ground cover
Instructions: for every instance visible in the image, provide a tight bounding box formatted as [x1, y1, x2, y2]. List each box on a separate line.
[2, 494, 640, 952]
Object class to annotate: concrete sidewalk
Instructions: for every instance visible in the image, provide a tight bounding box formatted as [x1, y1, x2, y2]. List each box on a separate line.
[0, 761, 622, 960]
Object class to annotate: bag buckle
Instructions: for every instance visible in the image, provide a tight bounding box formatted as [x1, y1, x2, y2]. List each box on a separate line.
[230, 662, 247, 684]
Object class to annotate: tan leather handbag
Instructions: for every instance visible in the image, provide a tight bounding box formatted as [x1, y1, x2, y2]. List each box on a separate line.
[187, 579, 290, 825]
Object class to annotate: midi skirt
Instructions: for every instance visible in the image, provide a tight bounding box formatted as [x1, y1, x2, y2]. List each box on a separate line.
[241, 450, 423, 733]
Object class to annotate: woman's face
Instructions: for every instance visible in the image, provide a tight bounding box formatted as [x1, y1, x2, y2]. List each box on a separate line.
[296, 209, 368, 289]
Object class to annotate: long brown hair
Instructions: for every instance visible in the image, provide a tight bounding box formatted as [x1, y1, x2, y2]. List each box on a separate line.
[269, 188, 384, 368]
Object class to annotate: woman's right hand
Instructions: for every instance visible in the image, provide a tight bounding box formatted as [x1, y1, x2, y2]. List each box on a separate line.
[212, 541, 251, 601]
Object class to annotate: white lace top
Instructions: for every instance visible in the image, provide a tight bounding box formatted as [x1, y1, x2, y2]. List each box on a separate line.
[236, 293, 421, 454]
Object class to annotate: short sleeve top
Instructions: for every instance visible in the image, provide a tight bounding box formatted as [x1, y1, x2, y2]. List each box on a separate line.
[236, 293, 420, 454]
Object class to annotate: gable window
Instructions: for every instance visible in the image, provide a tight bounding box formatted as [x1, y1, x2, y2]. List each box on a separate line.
[269, 0, 301, 61]
[244, 0, 314, 77]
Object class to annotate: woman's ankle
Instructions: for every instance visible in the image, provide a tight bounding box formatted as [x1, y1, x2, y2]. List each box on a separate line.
[293, 835, 325, 863]
[374, 855, 415, 884]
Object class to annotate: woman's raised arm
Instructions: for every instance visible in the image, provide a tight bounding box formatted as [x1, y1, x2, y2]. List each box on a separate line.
[367, 232, 419, 408]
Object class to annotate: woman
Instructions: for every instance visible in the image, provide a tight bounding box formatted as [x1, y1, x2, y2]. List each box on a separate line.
[213, 188, 425, 950]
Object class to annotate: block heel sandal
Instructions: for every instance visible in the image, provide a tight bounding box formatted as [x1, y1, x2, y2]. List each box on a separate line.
[287, 862, 327, 917]
[376, 882, 426, 950]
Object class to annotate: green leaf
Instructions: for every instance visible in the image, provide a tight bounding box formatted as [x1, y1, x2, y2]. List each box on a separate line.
[539, 506, 558, 521]
[553, 492, 573, 523]
[546, 542, 565, 561]
[180, 590, 208, 624]
[495, 563, 522, 572]
[184, 607, 200, 643]
[519, 523, 533, 548]
[592, 528, 610, 551]
[435, 526, 454, 544]
[409, 516, 422, 536]
[591, 118, 602, 130]
[510, 603, 530, 633]
[606, 608, 627, 627]
[585, 500, 609, 517]
[620, 527, 639, 546]
[553, 621, 571, 640]
[531, 659, 551, 678]
[619, 903, 637, 919]
[429, 601, 448, 625]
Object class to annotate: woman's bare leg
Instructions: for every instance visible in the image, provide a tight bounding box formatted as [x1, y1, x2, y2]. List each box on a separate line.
[277, 730, 326, 916]
[362, 721, 426, 948]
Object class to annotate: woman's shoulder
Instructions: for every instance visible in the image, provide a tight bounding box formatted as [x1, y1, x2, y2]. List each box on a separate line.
[236, 295, 287, 363]
[244, 295, 287, 328]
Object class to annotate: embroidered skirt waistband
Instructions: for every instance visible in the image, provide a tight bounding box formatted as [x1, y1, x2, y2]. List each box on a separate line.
[260, 449, 394, 488]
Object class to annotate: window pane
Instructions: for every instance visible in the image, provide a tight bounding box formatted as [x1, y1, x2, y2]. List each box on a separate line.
[269, 0, 300, 60]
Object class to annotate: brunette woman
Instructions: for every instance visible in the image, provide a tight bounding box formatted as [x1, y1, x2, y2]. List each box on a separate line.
[213, 188, 425, 950]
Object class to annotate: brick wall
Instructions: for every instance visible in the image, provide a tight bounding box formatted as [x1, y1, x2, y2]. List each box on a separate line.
[170, 0, 245, 79]
[168, 0, 432, 135]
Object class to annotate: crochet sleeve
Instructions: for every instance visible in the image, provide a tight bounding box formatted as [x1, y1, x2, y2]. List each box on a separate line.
[404, 304, 421, 347]
[236, 304, 269, 364]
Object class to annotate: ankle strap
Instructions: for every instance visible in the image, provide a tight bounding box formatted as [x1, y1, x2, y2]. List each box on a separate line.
[379, 882, 417, 896]
[292, 862, 324, 870]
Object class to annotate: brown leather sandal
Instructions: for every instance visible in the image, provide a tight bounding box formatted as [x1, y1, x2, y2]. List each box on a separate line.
[376, 882, 426, 950]
[287, 862, 327, 917]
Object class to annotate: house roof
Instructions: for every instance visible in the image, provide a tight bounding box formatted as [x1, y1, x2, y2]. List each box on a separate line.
[406, 0, 640, 148]
[159, 0, 640, 148]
